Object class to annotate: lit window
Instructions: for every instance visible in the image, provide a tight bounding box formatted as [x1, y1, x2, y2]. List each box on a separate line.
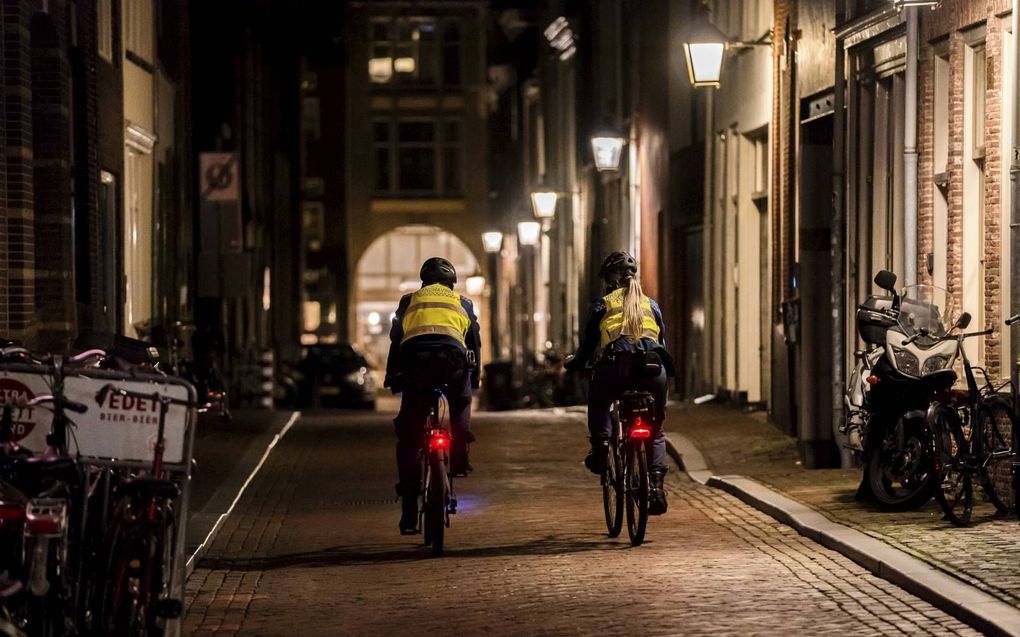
[98, 0, 113, 62]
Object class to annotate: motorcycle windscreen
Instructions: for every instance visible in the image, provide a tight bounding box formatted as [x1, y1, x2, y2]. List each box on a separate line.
[897, 285, 956, 341]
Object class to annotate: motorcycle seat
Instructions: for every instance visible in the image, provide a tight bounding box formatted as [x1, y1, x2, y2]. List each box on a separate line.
[117, 477, 179, 501]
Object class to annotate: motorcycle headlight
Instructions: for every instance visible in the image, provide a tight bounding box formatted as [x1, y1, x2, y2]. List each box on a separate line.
[893, 348, 920, 376]
[921, 354, 952, 375]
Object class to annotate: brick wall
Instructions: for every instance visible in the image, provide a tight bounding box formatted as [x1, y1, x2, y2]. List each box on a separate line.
[30, 5, 75, 326]
[2, 0, 36, 336]
[772, 0, 796, 316]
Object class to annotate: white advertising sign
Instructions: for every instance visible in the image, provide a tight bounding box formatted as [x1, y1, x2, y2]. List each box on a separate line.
[0, 371, 191, 465]
[0, 371, 54, 451]
[63, 377, 191, 464]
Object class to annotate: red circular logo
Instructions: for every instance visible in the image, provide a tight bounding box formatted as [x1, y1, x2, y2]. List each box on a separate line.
[0, 378, 36, 441]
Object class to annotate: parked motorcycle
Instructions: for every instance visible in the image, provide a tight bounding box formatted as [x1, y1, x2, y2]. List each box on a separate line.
[843, 270, 963, 510]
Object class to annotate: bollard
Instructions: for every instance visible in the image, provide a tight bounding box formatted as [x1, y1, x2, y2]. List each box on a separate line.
[259, 349, 274, 410]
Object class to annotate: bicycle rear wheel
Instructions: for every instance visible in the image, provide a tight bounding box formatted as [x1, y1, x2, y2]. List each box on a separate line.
[932, 405, 973, 527]
[425, 453, 447, 556]
[976, 398, 1016, 514]
[624, 442, 648, 546]
[602, 443, 623, 538]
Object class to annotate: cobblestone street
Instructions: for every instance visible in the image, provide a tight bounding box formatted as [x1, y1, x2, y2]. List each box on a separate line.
[184, 409, 980, 636]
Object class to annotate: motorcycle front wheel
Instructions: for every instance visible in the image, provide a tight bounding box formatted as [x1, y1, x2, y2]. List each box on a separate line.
[865, 418, 936, 511]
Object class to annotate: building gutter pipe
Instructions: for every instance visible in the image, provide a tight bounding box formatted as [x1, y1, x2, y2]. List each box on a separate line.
[1011, 4, 1020, 388]
[904, 7, 919, 287]
[832, 11, 850, 468]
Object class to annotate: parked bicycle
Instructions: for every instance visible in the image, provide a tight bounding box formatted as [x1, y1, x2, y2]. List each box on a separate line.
[600, 391, 655, 546]
[927, 313, 1015, 525]
[1003, 313, 1020, 520]
[0, 347, 103, 637]
[91, 384, 195, 636]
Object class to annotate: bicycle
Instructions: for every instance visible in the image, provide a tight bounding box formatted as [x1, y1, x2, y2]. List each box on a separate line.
[1003, 313, 1020, 520]
[926, 314, 1016, 525]
[419, 387, 456, 557]
[0, 348, 103, 637]
[91, 384, 195, 636]
[600, 391, 655, 546]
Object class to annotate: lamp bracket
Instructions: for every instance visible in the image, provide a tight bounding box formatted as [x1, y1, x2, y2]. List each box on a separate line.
[725, 30, 774, 50]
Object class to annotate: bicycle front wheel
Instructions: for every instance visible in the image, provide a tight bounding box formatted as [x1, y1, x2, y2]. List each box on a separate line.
[624, 442, 648, 546]
[425, 453, 448, 556]
[932, 405, 973, 527]
[976, 397, 1017, 514]
[602, 444, 623, 538]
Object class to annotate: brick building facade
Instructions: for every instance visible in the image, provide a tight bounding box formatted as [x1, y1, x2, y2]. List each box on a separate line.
[916, 0, 1013, 379]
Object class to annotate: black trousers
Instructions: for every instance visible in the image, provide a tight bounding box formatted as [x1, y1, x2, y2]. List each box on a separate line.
[587, 355, 669, 472]
[394, 347, 472, 492]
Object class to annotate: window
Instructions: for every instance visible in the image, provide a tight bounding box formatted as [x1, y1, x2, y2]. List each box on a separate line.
[751, 134, 768, 197]
[374, 117, 464, 196]
[97, 0, 113, 62]
[962, 34, 987, 363]
[123, 0, 153, 64]
[369, 16, 460, 86]
[971, 43, 987, 158]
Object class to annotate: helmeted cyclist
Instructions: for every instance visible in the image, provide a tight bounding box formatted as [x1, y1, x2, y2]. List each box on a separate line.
[564, 251, 676, 515]
[385, 257, 481, 535]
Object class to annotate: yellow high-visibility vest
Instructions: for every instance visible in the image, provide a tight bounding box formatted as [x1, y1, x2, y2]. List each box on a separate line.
[598, 288, 660, 348]
[401, 283, 470, 346]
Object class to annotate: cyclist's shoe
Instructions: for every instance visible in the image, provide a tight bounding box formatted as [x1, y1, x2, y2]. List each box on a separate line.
[398, 495, 420, 535]
[584, 438, 609, 475]
[649, 469, 668, 515]
[451, 454, 473, 477]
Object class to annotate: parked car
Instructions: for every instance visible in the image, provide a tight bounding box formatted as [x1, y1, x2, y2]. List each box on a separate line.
[297, 344, 377, 409]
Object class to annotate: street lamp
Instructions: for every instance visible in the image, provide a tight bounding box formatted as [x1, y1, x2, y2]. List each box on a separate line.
[682, 8, 771, 88]
[893, 0, 939, 7]
[530, 190, 559, 219]
[517, 221, 541, 247]
[590, 132, 626, 172]
[465, 274, 486, 296]
[482, 231, 504, 254]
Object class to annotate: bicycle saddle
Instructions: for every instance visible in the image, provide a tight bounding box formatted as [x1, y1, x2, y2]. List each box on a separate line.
[116, 476, 179, 501]
[7, 454, 77, 495]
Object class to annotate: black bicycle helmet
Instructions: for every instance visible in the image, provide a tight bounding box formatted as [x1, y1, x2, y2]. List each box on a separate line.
[599, 251, 637, 287]
[420, 257, 457, 287]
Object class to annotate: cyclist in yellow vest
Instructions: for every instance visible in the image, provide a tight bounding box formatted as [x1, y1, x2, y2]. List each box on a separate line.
[565, 251, 676, 515]
[384, 257, 481, 535]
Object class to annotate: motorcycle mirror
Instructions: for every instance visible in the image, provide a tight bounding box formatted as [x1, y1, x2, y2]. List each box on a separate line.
[956, 312, 972, 329]
[873, 270, 897, 293]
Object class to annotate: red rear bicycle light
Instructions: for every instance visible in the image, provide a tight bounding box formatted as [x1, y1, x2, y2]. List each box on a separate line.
[428, 430, 451, 451]
[630, 418, 652, 440]
[25, 512, 60, 536]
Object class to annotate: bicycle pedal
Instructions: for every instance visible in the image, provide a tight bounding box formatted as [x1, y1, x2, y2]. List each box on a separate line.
[156, 598, 183, 619]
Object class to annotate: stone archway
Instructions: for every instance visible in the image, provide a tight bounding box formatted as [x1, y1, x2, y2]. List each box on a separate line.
[353, 225, 485, 369]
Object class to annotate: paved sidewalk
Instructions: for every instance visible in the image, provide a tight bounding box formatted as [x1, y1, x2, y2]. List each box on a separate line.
[671, 402, 1020, 610]
[187, 409, 299, 558]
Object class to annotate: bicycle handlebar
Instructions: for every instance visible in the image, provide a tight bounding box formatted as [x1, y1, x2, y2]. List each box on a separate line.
[18, 394, 88, 414]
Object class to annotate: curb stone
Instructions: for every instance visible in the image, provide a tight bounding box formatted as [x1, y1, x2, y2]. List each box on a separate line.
[665, 432, 1020, 637]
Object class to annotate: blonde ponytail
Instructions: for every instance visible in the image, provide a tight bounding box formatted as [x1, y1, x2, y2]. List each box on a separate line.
[622, 277, 644, 341]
